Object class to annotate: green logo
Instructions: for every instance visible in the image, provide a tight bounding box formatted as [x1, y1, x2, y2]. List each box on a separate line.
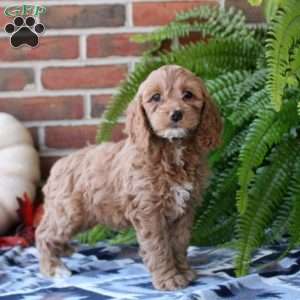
[4, 4, 46, 17]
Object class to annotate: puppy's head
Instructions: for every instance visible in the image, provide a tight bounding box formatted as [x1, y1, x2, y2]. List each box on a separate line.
[126, 65, 222, 151]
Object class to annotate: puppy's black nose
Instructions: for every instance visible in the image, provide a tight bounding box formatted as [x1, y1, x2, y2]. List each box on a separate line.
[171, 110, 183, 122]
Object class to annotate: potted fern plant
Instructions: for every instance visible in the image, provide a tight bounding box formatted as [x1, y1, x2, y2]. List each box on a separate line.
[81, 0, 300, 277]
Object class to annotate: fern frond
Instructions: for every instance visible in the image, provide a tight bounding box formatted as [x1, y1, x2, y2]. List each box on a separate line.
[287, 154, 300, 247]
[109, 229, 136, 245]
[266, 0, 300, 110]
[223, 128, 248, 159]
[267, 198, 292, 244]
[134, 6, 251, 44]
[169, 38, 260, 78]
[133, 23, 200, 44]
[77, 225, 115, 245]
[176, 6, 250, 40]
[193, 215, 236, 246]
[229, 89, 269, 127]
[195, 160, 238, 229]
[235, 138, 300, 276]
[253, 25, 267, 43]
[290, 44, 300, 73]
[206, 70, 251, 112]
[237, 100, 299, 213]
[233, 69, 267, 102]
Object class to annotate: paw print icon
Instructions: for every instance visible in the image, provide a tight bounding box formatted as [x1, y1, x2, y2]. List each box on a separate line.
[5, 16, 45, 48]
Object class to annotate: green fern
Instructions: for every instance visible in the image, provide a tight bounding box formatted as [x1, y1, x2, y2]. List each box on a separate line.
[266, 0, 300, 110]
[229, 89, 269, 127]
[110, 229, 136, 245]
[169, 38, 260, 77]
[288, 155, 300, 247]
[237, 100, 299, 214]
[77, 226, 115, 245]
[235, 138, 300, 276]
[223, 128, 248, 159]
[194, 160, 238, 241]
[253, 25, 267, 43]
[233, 69, 267, 102]
[193, 215, 236, 246]
[290, 45, 300, 72]
[267, 198, 293, 243]
[206, 70, 251, 113]
[133, 6, 251, 44]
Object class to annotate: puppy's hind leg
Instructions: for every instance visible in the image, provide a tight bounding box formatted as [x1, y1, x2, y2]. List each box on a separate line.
[35, 192, 84, 278]
[36, 216, 72, 278]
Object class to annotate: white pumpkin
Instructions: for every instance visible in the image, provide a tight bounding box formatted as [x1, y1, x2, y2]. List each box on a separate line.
[0, 113, 40, 234]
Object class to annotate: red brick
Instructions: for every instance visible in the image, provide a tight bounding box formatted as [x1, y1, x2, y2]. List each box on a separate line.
[91, 94, 112, 118]
[226, 0, 264, 22]
[45, 125, 97, 149]
[40, 156, 61, 180]
[41, 5, 125, 29]
[0, 68, 34, 91]
[0, 96, 83, 121]
[133, 1, 217, 26]
[45, 123, 125, 149]
[0, 7, 11, 30]
[40, 124, 125, 179]
[87, 33, 149, 58]
[0, 36, 79, 61]
[42, 65, 127, 90]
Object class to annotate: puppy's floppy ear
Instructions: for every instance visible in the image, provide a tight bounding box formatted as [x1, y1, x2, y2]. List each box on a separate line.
[125, 93, 151, 152]
[196, 83, 223, 151]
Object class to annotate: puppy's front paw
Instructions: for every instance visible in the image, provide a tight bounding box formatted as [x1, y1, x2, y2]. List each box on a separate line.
[40, 261, 72, 279]
[182, 269, 197, 282]
[153, 273, 189, 291]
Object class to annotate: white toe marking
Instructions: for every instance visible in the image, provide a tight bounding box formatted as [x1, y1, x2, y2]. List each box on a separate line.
[54, 265, 72, 279]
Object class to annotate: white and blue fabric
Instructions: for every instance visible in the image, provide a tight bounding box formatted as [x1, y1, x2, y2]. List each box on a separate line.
[0, 242, 300, 299]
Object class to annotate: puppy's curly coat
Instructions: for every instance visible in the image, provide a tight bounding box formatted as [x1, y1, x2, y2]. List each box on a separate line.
[36, 65, 222, 290]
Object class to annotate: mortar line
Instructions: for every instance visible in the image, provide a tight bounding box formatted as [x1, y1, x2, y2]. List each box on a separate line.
[79, 35, 87, 60]
[0, 57, 140, 67]
[0, 88, 117, 98]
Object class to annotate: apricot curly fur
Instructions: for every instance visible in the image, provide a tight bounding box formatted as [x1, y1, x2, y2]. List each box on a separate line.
[36, 65, 222, 290]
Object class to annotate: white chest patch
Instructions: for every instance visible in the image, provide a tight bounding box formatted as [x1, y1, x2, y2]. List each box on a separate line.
[174, 146, 185, 166]
[171, 182, 193, 211]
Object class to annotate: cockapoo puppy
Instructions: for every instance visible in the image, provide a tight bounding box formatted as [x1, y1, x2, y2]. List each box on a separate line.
[36, 65, 222, 291]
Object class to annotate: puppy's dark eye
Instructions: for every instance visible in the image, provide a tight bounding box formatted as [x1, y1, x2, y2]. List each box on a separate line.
[182, 91, 193, 100]
[150, 93, 161, 102]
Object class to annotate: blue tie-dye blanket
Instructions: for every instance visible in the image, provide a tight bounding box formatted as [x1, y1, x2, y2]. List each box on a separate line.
[0, 243, 300, 299]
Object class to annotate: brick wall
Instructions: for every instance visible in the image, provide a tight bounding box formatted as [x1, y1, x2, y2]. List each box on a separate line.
[0, 0, 263, 179]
